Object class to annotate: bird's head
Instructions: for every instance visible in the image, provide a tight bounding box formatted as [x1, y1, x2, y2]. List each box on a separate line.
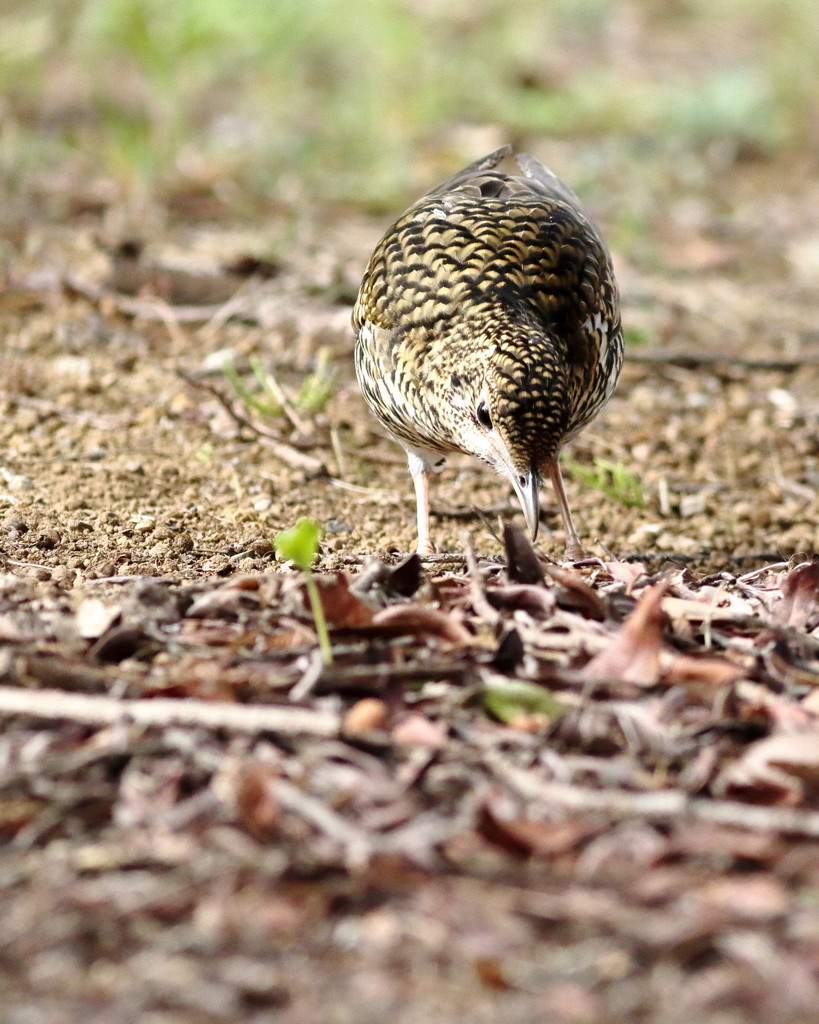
[446, 326, 571, 539]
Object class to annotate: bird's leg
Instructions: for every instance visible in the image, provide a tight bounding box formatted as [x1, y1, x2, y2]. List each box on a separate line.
[408, 454, 433, 555]
[547, 460, 585, 562]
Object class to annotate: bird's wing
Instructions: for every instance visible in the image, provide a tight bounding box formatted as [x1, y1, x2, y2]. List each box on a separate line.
[514, 152, 590, 215]
[357, 321, 397, 379]
[425, 145, 512, 196]
[424, 148, 602, 243]
[354, 319, 456, 458]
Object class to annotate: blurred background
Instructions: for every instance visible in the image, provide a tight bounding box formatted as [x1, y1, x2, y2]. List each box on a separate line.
[2, 0, 817, 227]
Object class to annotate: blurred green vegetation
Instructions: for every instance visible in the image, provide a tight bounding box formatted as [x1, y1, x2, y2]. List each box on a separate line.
[1, 0, 817, 210]
[563, 456, 645, 508]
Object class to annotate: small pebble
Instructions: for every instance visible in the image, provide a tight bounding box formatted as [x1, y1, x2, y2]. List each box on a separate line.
[344, 698, 388, 735]
[34, 532, 61, 550]
[325, 519, 353, 535]
[2, 517, 28, 536]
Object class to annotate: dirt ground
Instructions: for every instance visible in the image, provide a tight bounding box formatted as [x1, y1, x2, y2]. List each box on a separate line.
[2, 159, 819, 578]
[0, 147, 818, 1023]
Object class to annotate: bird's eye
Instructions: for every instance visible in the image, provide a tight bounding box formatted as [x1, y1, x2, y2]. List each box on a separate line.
[476, 401, 492, 429]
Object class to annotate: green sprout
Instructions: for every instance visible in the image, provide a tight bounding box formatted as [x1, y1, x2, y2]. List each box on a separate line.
[274, 518, 332, 665]
[222, 354, 283, 419]
[563, 457, 645, 508]
[296, 347, 338, 416]
[223, 350, 337, 425]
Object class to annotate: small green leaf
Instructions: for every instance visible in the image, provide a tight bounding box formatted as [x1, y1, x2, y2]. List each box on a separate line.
[482, 681, 567, 724]
[274, 518, 321, 571]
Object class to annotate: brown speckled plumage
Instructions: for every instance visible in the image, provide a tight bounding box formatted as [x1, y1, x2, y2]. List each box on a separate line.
[353, 146, 623, 558]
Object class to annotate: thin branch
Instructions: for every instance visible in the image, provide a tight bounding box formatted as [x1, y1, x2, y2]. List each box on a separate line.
[0, 685, 339, 737]
[462, 532, 501, 626]
[628, 351, 819, 371]
[62, 275, 256, 326]
[177, 370, 325, 472]
[312, 659, 472, 694]
[276, 778, 372, 869]
[489, 754, 819, 838]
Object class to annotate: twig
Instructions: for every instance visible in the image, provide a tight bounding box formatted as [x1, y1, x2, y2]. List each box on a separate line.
[628, 351, 819, 371]
[276, 778, 372, 868]
[200, 281, 260, 341]
[0, 685, 339, 737]
[488, 754, 819, 838]
[288, 649, 326, 702]
[736, 562, 789, 585]
[177, 370, 325, 472]
[329, 428, 347, 481]
[304, 574, 333, 665]
[7, 560, 55, 572]
[63, 275, 257, 325]
[462, 533, 500, 626]
[312, 659, 473, 693]
[418, 552, 469, 565]
[251, 356, 313, 436]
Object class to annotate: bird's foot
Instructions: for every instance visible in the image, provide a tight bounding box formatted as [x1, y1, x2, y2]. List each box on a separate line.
[563, 541, 586, 563]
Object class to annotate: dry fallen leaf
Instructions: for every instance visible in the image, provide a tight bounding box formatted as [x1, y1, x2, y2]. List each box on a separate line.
[487, 583, 556, 618]
[474, 957, 517, 991]
[775, 559, 819, 631]
[223, 574, 263, 592]
[477, 799, 593, 858]
[186, 588, 260, 619]
[391, 714, 448, 748]
[604, 560, 648, 589]
[372, 604, 473, 645]
[691, 875, 789, 921]
[75, 598, 122, 640]
[801, 689, 819, 715]
[715, 729, 819, 804]
[661, 594, 754, 626]
[503, 523, 545, 584]
[235, 762, 280, 839]
[542, 562, 608, 620]
[0, 614, 28, 642]
[581, 583, 668, 686]
[313, 573, 374, 627]
[662, 653, 744, 689]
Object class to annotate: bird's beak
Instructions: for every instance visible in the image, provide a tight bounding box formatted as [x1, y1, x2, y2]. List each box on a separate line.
[511, 470, 540, 540]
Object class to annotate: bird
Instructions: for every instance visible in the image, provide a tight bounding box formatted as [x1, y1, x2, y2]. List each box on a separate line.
[353, 145, 623, 560]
